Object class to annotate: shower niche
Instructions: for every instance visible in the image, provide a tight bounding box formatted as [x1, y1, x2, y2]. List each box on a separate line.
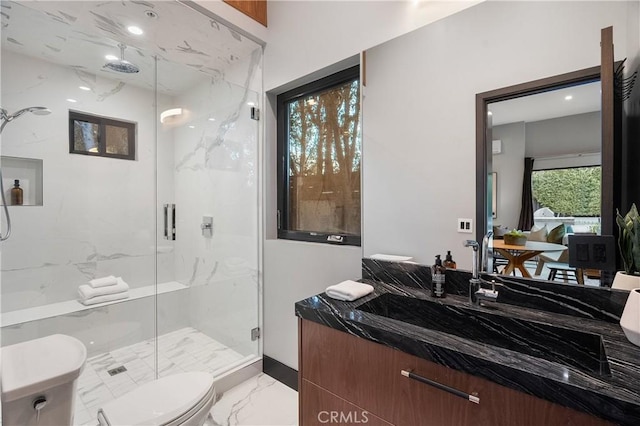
[0, 156, 43, 206]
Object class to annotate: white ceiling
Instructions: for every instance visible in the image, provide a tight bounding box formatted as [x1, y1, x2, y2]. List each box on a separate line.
[488, 81, 601, 126]
[1, 1, 261, 95]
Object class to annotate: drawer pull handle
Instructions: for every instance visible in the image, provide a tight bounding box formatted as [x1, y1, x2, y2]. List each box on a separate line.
[401, 370, 480, 404]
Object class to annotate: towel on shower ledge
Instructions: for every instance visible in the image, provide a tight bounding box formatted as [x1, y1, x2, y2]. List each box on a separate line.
[88, 275, 118, 288]
[78, 291, 129, 306]
[78, 277, 129, 301]
[325, 280, 374, 302]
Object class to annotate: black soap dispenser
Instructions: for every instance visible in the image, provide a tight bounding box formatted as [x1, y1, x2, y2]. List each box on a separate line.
[431, 255, 446, 298]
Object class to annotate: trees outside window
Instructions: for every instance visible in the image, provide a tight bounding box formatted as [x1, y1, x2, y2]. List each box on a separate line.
[532, 166, 601, 217]
[277, 66, 361, 245]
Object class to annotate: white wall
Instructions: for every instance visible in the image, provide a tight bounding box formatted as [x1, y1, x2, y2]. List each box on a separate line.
[259, 1, 482, 370]
[264, 1, 482, 91]
[525, 112, 601, 158]
[363, 1, 636, 269]
[492, 122, 525, 229]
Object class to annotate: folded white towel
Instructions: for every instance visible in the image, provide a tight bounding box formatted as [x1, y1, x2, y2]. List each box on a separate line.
[326, 280, 374, 302]
[78, 277, 129, 301]
[89, 275, 118, 288]
[78, 291, 129, 306]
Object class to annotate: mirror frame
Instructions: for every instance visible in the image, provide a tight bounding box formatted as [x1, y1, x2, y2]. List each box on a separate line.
[475, 65, 604, 241]
[475, 65, 621, 286]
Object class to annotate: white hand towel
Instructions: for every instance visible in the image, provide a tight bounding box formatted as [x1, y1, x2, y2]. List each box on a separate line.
[78, 291, 129, 306]
[78, 277, 129, 301]
[325, 280, 374, 302]
[89, 275, 118, 288]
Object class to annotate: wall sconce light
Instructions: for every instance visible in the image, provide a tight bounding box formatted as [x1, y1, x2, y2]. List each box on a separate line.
[160, 108, 183, 123]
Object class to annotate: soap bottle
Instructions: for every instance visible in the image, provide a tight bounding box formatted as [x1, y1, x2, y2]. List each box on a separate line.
[431, 255, 446, 298]
[11, 180, 23, 206]
[443, 251, 457, 269]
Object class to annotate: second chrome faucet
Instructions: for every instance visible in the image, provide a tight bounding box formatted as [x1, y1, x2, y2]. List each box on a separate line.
[464, 233, 499, 306]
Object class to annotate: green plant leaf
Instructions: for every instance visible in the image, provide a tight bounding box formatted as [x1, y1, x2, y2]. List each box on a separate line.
[617, 206, 636, 274]
[633, 216, 640, 275]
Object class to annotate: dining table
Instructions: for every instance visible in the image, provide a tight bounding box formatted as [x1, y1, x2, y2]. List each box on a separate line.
[492, 240, 567, 278]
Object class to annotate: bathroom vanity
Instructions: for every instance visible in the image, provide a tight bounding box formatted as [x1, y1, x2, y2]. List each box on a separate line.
[296, 263, 640, 425]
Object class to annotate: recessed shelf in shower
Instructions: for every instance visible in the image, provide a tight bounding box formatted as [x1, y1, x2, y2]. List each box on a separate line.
[0, 156, 43, 206]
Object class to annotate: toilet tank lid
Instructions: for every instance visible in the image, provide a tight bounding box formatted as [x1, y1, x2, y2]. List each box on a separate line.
[1, 334, 87, 402]
[99, 372, 215, 426]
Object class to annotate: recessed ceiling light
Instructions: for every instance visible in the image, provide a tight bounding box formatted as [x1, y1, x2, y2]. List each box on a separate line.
[188, 125, 195, 129]
[127, 26, 143, 35]
[565, 95, 573, 101]
[79, 86, 91, 91]
[67, 98, 77, 103]
[208, 118, 216, 121]
[105, 54, 118, 61]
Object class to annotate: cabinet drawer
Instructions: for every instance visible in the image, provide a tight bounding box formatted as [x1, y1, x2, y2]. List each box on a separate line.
[301, 379, 392, 426]
[300, 318, 414, 422]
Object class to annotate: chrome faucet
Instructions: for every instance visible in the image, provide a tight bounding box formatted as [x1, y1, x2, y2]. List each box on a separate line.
[464, 236, 499, 307]
[481, 231, 493, 273]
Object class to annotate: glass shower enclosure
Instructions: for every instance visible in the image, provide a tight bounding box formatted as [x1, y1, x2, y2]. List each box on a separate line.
[0, 1, 262, 423]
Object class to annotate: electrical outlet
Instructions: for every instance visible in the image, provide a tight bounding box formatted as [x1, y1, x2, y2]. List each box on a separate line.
[457, 218, 473, 234]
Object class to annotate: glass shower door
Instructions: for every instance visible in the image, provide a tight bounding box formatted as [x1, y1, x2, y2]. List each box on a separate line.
[154, 1, 263, 378]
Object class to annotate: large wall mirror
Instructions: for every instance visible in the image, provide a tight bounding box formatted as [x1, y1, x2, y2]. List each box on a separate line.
[476, 27, 624, 287]
[361, 1, 637, 293]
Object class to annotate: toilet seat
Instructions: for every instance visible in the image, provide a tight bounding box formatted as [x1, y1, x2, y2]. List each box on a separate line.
[97, 372, 215, 426]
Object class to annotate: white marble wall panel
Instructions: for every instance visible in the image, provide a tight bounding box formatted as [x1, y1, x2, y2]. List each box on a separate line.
[1, 51, 175, 311]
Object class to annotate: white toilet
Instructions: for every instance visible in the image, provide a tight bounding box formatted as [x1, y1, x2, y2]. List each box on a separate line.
[1, 334, 87, 426]
[97, 372, 216, 426]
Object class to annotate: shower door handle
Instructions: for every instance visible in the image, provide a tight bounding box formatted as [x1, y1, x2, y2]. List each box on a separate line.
[163, 204, 168, 239]
[171, 204, 176, 240]
[163, 204, 176, 240]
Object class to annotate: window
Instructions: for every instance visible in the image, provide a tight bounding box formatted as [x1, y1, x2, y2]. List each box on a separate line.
[532, 166, 601, 217]
[69, 111, 136, 160]
[277, 66, 361, 245]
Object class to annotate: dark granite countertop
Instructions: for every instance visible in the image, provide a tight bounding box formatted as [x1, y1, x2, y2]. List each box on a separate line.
[295, 279, 640, 425]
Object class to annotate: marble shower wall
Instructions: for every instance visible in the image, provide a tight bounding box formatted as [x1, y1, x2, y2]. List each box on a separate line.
[0, 50, 175, 313]
[159, 48, 262, 357]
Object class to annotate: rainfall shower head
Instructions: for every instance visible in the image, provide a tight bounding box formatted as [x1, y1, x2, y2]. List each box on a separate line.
[104, 43, 140, 74]
[0, 106, 51, 134]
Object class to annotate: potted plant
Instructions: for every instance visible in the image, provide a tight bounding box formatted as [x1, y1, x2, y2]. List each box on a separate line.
[616, 204, 640, 347]
[503, 229, 527, 246]
[614, 204, 640, 290]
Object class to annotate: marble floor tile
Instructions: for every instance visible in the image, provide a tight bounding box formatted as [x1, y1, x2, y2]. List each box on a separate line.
[209, 374, 298, 426]
[74, 327, 246, 425]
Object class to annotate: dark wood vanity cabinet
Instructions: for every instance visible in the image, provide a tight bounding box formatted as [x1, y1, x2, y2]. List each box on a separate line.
[299, 319, 612, 426]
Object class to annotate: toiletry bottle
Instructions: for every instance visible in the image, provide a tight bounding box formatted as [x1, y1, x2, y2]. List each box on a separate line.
[431, 255, 446, 298]
[11, 180, 23, 206]
[443, 251, 457, 269]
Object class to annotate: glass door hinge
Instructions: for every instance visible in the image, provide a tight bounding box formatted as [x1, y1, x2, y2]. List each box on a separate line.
[251, 107, 260, 120]
[251, 327, 261, 341]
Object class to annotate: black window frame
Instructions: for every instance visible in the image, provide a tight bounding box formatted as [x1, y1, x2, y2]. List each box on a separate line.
[69, 110, 136, 160]
[276, 65, 361, 246]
